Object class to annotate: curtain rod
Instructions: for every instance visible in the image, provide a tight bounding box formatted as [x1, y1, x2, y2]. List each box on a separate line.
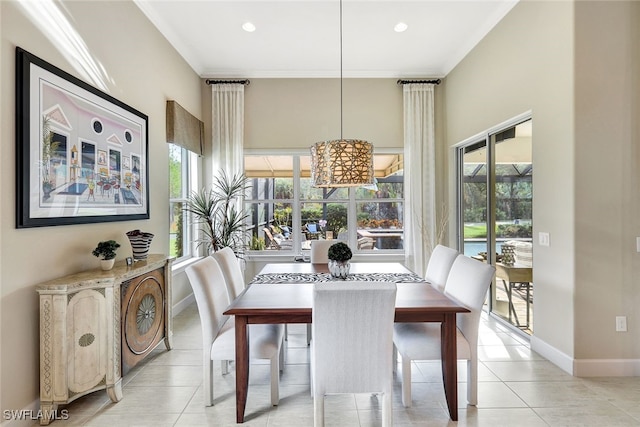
[397, 79, 441, 85]
[205, 79, 250, 86]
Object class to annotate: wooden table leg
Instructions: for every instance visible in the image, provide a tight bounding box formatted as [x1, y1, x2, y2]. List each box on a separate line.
[441, 312, 458, 421]
[235, 315, 249, 423]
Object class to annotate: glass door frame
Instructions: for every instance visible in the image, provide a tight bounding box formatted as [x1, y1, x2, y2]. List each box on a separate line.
[454, 112, 532, 320]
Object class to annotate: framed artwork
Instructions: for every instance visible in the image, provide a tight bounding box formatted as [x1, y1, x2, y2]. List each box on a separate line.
[15, 47, 149, 228]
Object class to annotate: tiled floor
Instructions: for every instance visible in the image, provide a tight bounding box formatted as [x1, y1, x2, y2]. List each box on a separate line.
[48, 303, 640, 426]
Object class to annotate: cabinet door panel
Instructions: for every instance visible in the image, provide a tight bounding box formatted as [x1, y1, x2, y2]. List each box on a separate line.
[121, 268, 165, 374]
[67, 289, 107, 393]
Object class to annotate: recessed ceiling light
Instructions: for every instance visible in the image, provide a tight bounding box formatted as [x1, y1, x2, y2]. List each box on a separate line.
[394, 22, 408, 33]
[242, 22, 256, 32]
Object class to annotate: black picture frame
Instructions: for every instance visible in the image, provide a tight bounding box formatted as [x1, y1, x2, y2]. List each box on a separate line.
[15, 47, 150, 228]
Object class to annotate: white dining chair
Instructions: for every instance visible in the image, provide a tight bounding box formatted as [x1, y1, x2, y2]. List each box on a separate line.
[211, 247, 247, 300]
[392, 245, 460, 372]
[393, 255, 495, 407]
[312, 281, 397, 427]
[425, 244, 460, 291]
[212, 247, 286, 367]
[185, 256, 284, 406]
[310, 240, 333, 264]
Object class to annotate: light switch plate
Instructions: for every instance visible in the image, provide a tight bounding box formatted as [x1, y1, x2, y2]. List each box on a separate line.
[539, 232, 550, 247]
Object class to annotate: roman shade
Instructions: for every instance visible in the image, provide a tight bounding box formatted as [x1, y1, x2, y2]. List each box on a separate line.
[166, 100, 204, 155]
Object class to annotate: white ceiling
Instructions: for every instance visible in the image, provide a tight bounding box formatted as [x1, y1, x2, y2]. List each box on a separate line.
[134, 0, 518, 79]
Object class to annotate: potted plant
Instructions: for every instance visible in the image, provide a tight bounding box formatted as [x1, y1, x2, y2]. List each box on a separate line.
[327, 242, 352, 279]
[183, 172, 250, 256]
[92, 240, 121, 270]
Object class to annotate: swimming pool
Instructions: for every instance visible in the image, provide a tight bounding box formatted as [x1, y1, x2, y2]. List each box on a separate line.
[463, 241, 503, 256]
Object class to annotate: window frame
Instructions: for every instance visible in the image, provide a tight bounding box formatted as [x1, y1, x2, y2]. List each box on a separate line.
[244, 149, 404, 256]
[169, 144, 200, 264]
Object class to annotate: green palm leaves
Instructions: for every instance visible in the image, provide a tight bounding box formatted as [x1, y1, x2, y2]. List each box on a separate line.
[184, 172, 250, 256]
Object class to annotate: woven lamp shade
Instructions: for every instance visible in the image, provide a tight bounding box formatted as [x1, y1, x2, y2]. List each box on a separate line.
[311, 139, 374, 187]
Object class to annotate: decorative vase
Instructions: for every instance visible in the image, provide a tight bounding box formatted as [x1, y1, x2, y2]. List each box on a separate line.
[126, 230, 154, 261]
[328, 259, 350, 279]
[501, 244, 515, 266]
[100, 259, 115, 271]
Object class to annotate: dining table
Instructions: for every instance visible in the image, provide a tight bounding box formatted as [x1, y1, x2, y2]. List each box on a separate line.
[223, 262, 470, 423]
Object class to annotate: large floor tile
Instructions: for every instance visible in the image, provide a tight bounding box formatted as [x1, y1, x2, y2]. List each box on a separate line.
[482, 360, 578, 382]
[455, 407, 548, 427]
[146, 348, 202, 366]
[83, 413, 180, 426]
[96, 385, 197, 415]
[478, 344, 545, 362]
[125, 364, 203, 387]
[467, 382, 527, 409]
[534, 400, 640, 426]
[506, 381, 608, 407]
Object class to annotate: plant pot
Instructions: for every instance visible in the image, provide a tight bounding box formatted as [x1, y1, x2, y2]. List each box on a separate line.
[126, 230, 154, 261]
[101, 259, 115, 271]
[328, 260, 350, 279]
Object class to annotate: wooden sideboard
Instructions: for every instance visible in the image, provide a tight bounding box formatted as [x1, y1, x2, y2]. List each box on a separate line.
[36, 254, 173, 425]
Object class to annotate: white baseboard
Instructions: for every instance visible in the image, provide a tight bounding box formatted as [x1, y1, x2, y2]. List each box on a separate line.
[531, 335, 640, 377]
[573, 359, 640, 377]
[172, 293, 195, 316]
[530, 335, 574, 375]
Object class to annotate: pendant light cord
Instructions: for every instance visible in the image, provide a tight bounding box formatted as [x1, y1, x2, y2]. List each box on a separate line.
[340, 0, 343, 139]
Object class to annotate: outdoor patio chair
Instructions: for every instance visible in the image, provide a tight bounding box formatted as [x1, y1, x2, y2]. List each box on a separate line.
[263, 227, 281, 250]
[357, 237, 375, 250]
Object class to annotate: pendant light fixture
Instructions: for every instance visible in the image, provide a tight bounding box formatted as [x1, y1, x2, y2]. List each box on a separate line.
[310, 0, 374, 188]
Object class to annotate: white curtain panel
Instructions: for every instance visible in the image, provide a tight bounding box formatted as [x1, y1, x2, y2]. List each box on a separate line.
[403, 83, 436, 277]
[211, 84, 244, 177]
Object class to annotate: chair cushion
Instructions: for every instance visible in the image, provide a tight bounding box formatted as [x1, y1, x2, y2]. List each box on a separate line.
[393, 322, 471, 360]
[211, 317, 284, 360]
[210, 317, 236, 360]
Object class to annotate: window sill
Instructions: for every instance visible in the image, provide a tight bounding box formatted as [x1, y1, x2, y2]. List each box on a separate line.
[171, 256, 203, 275]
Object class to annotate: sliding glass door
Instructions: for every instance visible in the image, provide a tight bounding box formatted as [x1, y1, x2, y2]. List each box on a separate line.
[457, 118, 533, 333]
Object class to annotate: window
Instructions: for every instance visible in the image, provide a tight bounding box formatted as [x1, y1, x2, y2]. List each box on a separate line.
[169, 144, 199, 262]
[244, 153, 404, 254]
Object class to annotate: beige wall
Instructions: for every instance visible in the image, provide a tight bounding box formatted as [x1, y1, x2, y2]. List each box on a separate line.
[574, 1, 640, 361]
[444, 0, 640, 367]
[243, 78, 403, 150]
[0, 0, 202, 412]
